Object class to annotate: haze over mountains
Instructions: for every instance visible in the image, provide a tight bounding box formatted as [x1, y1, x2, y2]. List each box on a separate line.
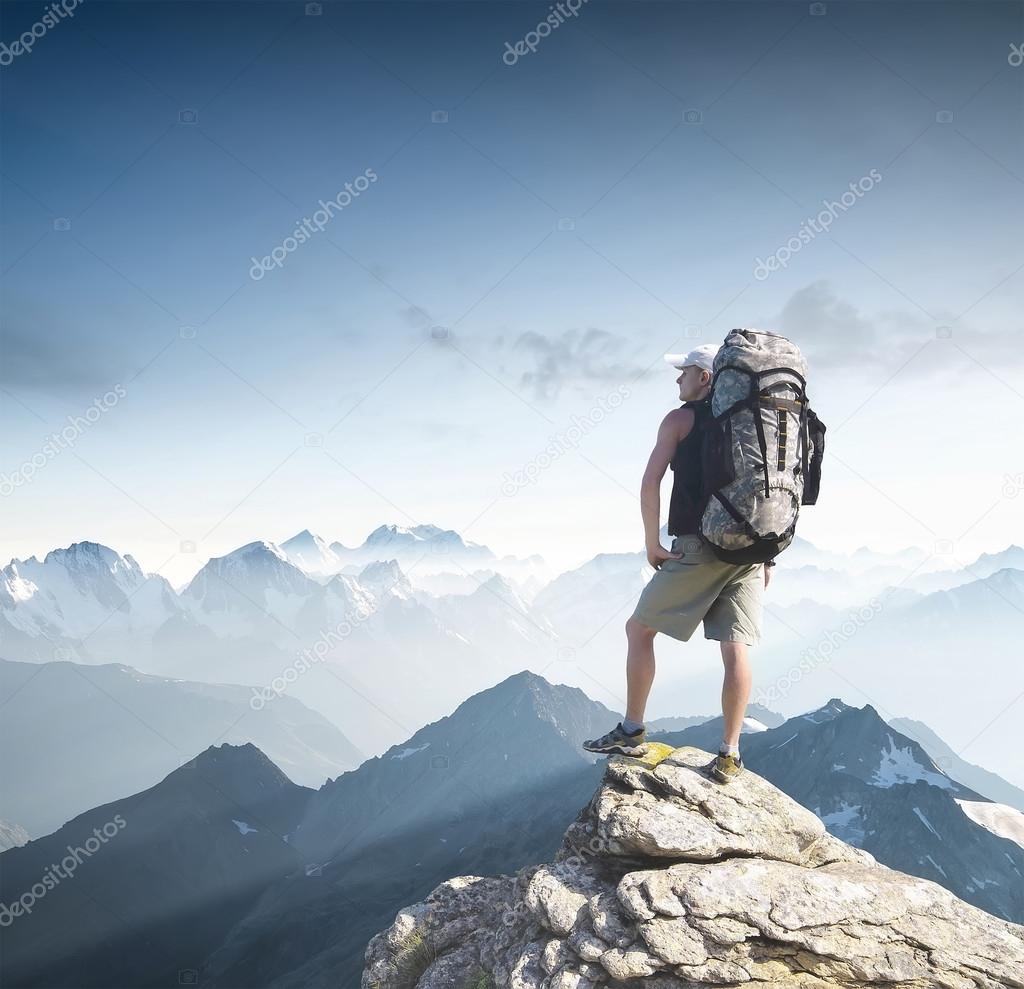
[0, 657, 362, 837]
[2, 672, 1022, 989]
[3, 524, 1021, 786]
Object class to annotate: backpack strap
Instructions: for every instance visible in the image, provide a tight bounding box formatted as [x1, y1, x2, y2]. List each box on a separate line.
[747, 393, 771, 498]
[712, 491, 762, 542]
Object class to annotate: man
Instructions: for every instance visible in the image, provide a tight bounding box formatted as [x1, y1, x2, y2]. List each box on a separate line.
[582, 344, 773, 783]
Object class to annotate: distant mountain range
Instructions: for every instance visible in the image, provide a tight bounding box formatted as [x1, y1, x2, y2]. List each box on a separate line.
[0, 657, 362, 838]
[3, 673, 1022, 989]
[3, 528, 1023, 785]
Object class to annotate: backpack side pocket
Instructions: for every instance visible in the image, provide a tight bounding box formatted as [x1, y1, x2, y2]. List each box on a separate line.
[800, 408, 826, 506]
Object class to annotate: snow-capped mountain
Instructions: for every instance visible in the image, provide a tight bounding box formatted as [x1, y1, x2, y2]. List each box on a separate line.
[3, 532, 1022, 778]
[748, 567, 1024, 788]
[182, 540, 320, 638]
[0, 541, 180, 662]
[332, 523, 499, 578]
[422, 572, 559, 666]
[956, 799, 1024, 849]
[891, 715, 1024, 812]
[0, 533, 563, 755]
[279, 529, 342, 576]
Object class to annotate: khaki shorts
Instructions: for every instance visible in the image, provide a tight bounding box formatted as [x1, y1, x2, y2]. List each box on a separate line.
[630, 534, 764, 645]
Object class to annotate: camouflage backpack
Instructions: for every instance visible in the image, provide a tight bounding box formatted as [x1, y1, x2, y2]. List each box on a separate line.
[698, 328, 826, 564]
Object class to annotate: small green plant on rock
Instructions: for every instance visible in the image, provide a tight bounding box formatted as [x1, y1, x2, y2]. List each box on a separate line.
[393, 929, 435, 984]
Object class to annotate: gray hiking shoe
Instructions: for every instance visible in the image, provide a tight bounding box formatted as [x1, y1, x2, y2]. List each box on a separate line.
[710, 751, 744, 784]
[582, 722, 646, 756]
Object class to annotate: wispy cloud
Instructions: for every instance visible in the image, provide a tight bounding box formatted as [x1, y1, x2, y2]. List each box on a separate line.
[500, 327, 651, 401]
[1, 324, 112, 396]
[777, 281, 1022, 377]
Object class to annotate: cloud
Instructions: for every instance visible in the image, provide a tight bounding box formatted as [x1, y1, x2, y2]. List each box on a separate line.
[503, 327, 652, 401]
[776, 281, 1022, 380]
[0, 324, 112, 396]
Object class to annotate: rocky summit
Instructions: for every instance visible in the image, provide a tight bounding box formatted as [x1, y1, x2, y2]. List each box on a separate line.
[362, 744, 1024, 989]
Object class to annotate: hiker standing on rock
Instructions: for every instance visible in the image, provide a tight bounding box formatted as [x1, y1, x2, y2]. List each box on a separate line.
[584, 331, 825, 785]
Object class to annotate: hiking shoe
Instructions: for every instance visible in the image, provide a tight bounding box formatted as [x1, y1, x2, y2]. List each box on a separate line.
[582, 723, 646, 756]
[711, 751, 744, 784]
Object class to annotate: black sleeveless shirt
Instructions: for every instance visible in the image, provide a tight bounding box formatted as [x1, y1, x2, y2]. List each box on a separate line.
[667, 396, 712, 536]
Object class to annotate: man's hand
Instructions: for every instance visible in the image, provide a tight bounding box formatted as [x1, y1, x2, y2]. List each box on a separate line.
[647, 544, 683, 570]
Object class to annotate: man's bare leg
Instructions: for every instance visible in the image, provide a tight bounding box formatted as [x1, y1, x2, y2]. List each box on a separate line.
[624, 616, 658, 724]
[720, 640, 752, 749]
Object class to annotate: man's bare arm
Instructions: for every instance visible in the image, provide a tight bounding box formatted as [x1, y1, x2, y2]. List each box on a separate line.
[640, 408, 693, 562]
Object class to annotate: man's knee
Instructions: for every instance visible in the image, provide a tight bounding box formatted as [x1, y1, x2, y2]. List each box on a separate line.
[626, 616, 657, 640]
[720, 639, 751, 664]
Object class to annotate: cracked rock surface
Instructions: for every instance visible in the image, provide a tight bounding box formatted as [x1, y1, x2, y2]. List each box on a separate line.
[362, 744, 1024, 989]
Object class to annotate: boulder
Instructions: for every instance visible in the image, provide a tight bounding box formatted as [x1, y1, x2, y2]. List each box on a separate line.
[363, 745, 1024, 988]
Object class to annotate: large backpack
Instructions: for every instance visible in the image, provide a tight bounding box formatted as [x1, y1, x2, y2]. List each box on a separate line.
[697, 328, 825, 564]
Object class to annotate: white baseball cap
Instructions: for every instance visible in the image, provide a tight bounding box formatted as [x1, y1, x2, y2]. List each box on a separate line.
[664, 343, 719, 372]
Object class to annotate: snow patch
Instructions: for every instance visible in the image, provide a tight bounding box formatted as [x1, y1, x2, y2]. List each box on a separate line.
[232, 820, 257, 835]
[912, 807, 941, 839]
[821, 802, 861, 828]
[870, 734, 954, 790]
[819, 801, 865, 845]
[956, 799, 1024, 850]
[391, 743, 430, 761]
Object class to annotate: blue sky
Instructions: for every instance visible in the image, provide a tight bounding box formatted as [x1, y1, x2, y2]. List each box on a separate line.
[2, 0, 1022, 584]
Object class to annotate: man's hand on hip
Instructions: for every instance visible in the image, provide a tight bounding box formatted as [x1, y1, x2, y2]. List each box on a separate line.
[647, 544, 683, 570]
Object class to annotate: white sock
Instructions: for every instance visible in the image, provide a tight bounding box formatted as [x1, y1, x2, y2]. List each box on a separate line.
[720, 740, 740, 757]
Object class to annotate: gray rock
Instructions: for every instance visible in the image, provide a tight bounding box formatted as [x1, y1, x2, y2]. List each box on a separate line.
[363, 745, 1024, 988]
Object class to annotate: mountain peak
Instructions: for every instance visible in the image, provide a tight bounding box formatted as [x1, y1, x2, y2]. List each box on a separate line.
[365, 744, 1024, 988]
[228, 539, 289, 562]
[354, 559, 413, 601]
[279, 529, 341, 574]
[177, 742, 299, 796]
[43, 540, 142, 577]
[449, 669, 608, 733]
[800, 696, 854, 723]
[364, 524, 413, 544]
[362, 523, 468, 549]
